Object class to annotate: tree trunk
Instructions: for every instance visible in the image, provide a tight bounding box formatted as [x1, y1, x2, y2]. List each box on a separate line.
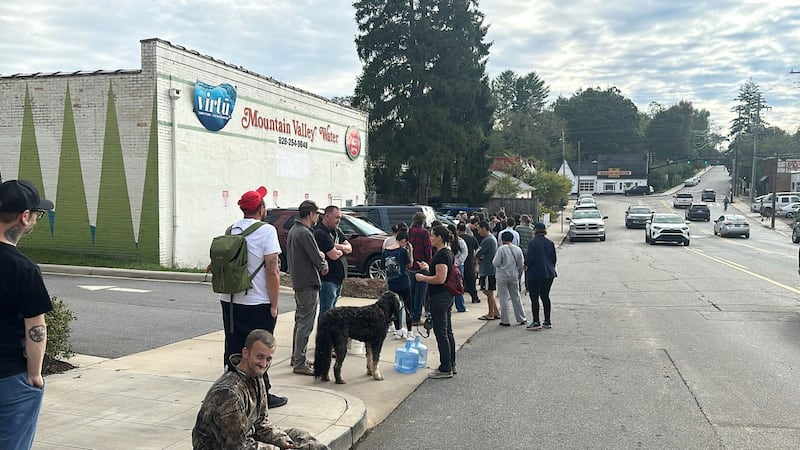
[441, 167, 453, 202]
[417, 171, 429, 204]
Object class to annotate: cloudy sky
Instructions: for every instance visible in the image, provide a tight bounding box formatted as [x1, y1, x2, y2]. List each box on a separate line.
[2, 0, 799, 136]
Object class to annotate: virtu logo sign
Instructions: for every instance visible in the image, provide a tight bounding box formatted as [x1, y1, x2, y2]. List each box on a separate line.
[194, 82, 237, 131]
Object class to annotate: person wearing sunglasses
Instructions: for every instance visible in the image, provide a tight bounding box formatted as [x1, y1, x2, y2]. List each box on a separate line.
[0, 179, 54, 449]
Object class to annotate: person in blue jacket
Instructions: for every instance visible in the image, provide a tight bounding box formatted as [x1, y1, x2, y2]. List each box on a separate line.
[524, 222, 557, 330]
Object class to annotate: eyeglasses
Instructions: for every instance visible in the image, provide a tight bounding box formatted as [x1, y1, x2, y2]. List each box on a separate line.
[32, 209, 46, 219]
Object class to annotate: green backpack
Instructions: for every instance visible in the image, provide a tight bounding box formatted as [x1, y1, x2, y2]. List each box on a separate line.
[209, 222, 267, 295]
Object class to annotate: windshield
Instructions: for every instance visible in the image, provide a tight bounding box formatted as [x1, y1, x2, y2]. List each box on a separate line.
[629, 207, 651, 214]
[725, 215, 747, 223]
[653, 214, 683, 223]
[340, 215, 387, 236]
[573, 210, 601, 219]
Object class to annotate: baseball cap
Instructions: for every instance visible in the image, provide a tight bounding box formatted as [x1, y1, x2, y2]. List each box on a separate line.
[0, 180, 54, 214]
[534, 222, 546, 231]
[238, 186, 267, 211]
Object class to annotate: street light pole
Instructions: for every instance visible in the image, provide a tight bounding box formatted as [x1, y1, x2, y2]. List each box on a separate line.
[750, 128, 758, 204]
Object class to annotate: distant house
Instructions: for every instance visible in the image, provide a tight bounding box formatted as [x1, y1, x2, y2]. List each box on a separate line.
[557, 154, 648, 194]
[486, 170, 535, 199]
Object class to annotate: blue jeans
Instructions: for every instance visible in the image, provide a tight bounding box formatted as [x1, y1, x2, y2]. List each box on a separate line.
[0, 371, 44, 449]
[410, 273, 427, 322]
[453, 265, 467, 312]
[318, 281, 342, 326]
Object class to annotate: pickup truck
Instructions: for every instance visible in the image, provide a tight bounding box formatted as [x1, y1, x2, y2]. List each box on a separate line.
[672, 193, 694, 208]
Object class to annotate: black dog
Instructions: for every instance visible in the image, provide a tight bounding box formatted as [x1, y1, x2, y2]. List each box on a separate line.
[314, 291, 401, 384]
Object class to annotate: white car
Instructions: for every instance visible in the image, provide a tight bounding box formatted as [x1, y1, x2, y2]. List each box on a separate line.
[776, 202, 800, 218]
[684, 178, 699, 187]
[574, 197, 598, 210]
[645, 213, 690, 246]
[567, 209, 607, 242]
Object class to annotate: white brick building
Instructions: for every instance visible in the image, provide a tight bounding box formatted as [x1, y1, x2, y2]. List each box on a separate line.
[0, 38, 367, 268]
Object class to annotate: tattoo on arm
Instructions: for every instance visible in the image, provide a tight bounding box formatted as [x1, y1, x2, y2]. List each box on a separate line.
[265, 254, 279, 272]
[28, 325, 47, 343]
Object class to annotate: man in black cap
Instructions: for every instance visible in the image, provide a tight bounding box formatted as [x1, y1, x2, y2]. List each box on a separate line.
[0, 179, 54, 449]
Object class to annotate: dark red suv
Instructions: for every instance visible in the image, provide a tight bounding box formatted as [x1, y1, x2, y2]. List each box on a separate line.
[264, 209, 389, 279]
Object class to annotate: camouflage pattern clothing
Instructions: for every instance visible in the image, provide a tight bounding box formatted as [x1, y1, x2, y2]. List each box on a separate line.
[192, 355, 329, 450]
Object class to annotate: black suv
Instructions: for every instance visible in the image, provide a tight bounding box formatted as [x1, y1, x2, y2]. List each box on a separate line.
[686, 203, 710, 221]
[624, 185, 652, 196]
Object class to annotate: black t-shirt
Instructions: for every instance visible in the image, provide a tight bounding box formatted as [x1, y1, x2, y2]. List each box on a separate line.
[0, 243, 53, 378]
[428, 247, 454, 297]
[313, 223, 347, 284]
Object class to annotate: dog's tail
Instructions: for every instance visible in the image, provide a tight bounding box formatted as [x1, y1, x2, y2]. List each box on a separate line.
[314, 321, 333, 381]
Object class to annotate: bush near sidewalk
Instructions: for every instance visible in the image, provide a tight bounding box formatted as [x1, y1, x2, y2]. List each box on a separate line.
[43, 296, 77, 375]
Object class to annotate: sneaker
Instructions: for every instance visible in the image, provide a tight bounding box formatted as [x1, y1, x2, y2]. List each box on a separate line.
[452, 363, 458, 375]
[388, 323, 396, 333]
[518, 320, 527, 326]
[267, 394, 288, 409]
[393, 328, 407, 340]
[527, 321, 542, 330]
[428, 369, 453, 379]
[499, 322, 511, 327]
[543, 321, 552, 329]
[456, 308, 469, 312]
[293, 364, 314, 376]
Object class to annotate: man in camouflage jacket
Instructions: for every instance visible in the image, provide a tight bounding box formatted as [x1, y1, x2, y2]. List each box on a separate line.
[192, 329, 328, 450]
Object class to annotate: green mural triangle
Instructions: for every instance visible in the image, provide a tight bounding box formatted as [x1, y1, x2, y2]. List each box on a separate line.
[17, 85, 52, 250]
[138, 92, 160, 262]
[52, 83, 93, 251]
[95, 81, 136, 257]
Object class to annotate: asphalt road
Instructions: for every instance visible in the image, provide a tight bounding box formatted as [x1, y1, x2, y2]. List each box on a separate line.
[41, 273, 297, 358]
[356, 167, 800, 448]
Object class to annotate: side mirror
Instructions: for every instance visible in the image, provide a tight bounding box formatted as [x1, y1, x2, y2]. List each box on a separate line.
[603, 216, 609, 219]
[566, 218, 572, 222]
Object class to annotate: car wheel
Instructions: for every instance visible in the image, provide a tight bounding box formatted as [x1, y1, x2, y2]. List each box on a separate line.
[365, 255, 385, 280]
[625, 222, 630, 229]
[645, 233, 649, 243]
[600, 235, 606, 242]
[744, 233, 750, 239]
[649, 236, 656, 245]
[684, 239, 690, 246]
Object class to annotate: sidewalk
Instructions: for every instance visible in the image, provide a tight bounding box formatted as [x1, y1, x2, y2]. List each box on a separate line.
[35, 221, 568, 450]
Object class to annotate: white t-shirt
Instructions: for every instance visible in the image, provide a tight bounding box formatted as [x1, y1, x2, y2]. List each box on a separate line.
[219, 218, 281, 306]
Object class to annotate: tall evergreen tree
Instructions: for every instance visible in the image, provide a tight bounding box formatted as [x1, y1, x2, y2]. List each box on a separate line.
[730, 79, 769, 136]
[353, 0, 494, 204]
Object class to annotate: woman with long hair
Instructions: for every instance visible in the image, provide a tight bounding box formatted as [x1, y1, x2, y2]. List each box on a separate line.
[415, 224, 457, 379]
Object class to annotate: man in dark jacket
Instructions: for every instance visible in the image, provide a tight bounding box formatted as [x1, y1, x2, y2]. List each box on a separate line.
[524, 222, 557, 331]
[457, 222, 480, 303]
[287, 200, 328, 375]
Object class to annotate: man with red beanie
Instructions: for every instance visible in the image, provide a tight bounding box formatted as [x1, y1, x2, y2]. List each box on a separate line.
[218, 186, 287, 408]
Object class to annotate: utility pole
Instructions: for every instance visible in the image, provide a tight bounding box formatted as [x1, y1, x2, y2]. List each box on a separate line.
[576, 141, 581, 195]
[749, 92, 769, 204]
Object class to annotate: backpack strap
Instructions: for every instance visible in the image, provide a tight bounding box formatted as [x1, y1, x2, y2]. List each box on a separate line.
[225, 221, 267, 333]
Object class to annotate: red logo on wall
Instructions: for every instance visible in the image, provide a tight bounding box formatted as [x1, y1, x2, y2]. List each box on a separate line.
[345, 126, 361, 160]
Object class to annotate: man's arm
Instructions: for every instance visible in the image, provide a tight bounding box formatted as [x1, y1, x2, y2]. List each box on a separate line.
[24, 314, 47, 388]
[337, 230, 352, 255]
[264, 253, 281, 318]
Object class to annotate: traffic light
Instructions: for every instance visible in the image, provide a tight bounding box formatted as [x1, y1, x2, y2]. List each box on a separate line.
[704, 160, 708, 165]
[687, 159, 691, 164]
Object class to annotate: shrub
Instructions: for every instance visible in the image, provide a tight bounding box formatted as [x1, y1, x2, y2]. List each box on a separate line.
[46, 296, 76, 360]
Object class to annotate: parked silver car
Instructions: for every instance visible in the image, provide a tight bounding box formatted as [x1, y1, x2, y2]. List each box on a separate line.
[713, 214, 750, 238]
[567, 209, 607, 242]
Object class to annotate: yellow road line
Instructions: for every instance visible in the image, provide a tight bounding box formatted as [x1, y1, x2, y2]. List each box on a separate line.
[686, 247, 800, 295]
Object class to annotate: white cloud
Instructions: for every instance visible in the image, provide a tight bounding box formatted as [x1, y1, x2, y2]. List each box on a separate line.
[1, 0, 799, 133]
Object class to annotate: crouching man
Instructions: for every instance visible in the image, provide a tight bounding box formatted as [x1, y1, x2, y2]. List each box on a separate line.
[192, 329, 329, 450]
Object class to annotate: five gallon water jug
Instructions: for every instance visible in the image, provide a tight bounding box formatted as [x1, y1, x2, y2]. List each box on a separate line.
[394, 339, 420, 374]
[410, 333, 428, 368]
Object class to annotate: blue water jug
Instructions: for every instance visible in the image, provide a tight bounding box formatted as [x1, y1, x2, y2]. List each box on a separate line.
[394, 339, 420, 374]
[411, 334, 428, 368]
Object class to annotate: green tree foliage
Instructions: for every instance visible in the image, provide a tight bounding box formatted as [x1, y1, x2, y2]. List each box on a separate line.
[46, 297, 76, 360]
[528, 170, 572, 208]
[491, 175, 522, 198]
[488, 70, 563, 166]
[352, 0, 494, 204]
[553, 87, 642, 157]
[730, 79, 769, 136]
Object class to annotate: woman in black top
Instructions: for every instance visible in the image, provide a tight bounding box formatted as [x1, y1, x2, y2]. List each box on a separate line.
[415, 224, 456, 379]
